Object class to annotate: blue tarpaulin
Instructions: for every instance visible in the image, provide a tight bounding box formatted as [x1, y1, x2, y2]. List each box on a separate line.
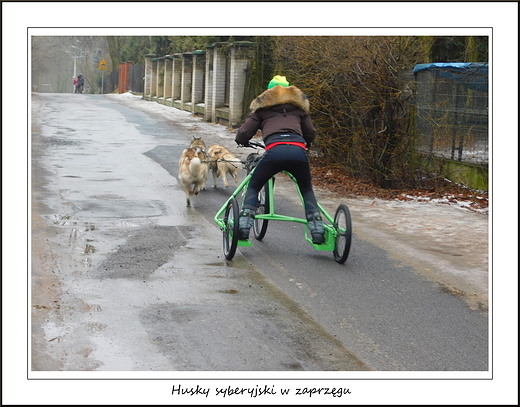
[413, 62, 488, 91]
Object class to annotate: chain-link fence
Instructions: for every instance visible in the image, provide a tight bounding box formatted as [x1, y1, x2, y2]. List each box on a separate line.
[413, 63, 488, 166]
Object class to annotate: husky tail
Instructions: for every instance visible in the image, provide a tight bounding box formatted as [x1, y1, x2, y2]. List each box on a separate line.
[189, 157, 202, 176]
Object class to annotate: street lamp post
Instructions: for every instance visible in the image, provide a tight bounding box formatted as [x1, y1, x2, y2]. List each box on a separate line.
[72, 45, 84, 58]
[66, 46, 88, 93]
[66, 50, 79, 93]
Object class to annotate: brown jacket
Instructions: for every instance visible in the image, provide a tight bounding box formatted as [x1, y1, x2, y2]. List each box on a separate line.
[235, 85, 317, 146]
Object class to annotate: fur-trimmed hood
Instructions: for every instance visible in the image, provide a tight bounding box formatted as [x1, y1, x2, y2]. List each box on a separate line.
[249, 85, 310, 113]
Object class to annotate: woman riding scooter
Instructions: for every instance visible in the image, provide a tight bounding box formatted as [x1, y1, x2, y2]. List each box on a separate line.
[235, 75, 324, 244]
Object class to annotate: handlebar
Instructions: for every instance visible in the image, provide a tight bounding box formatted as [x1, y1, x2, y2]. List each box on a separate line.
[238, 141, 265, 149]
[248, 141, 265, 149]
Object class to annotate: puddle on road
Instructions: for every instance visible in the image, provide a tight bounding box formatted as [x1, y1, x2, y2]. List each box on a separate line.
[47, 214, 78, 226]
[69, 200, 167, 219]
[40, 136, 79, 146]
[89, 194, 125, 201]
[88, 178, 124, 182]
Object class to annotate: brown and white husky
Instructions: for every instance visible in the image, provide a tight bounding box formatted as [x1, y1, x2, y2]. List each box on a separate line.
[190, 136, 207, 155]
[178, 146, 208, 206]
[207, 144, 242, 188]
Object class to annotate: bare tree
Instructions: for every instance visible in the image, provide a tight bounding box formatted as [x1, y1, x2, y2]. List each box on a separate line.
[272, 36, 427, 188]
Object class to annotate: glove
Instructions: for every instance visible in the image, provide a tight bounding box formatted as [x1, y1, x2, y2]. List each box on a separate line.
[236, 140, 250, 147]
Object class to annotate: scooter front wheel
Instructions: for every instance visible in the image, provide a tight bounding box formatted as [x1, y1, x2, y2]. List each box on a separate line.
[223, 198, 240, 260]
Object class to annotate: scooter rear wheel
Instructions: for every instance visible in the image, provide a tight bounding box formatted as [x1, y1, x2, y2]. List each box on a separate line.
[253, 183, 269, 240]
[333, 204, 352, 264]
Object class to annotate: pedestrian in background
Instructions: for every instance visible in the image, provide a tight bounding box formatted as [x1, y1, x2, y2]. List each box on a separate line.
[76, 73, 85, 93]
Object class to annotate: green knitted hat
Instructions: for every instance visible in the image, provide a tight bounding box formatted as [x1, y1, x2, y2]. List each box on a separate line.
[267, 75, 290, 89]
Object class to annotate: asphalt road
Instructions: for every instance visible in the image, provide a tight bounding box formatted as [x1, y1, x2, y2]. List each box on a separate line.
[30, 93, 488, 374]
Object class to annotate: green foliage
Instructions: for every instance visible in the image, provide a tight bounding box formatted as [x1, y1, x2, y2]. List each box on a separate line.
[429, 36, 488, 62]
[120, 36, 153, 64]
[133, 35, 257, 57]
[166, 36, 220, 54]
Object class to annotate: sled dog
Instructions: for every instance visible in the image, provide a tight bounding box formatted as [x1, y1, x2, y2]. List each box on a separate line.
[179, 147, 208, 206]
[190, 136, 207, 154]
[189, 136, 208, 190]
[207, 144, 242, 188]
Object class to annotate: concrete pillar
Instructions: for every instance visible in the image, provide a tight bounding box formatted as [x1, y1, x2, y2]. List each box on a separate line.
[144, 54, 156, 100]
[181, 53, 193, 111]
[163, 56, 172, 102]
[204, 45, 214, 122]
[150, 57, 158, 100]
[229, 42, 253, 127]
[156, 57, 165, 102]
[191, 50, 205, 115]
[171, 54, 182, 108]
[211, 42, 228, 122]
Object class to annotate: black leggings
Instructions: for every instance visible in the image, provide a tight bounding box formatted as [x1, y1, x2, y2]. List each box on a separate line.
[243, 144, 319, 213]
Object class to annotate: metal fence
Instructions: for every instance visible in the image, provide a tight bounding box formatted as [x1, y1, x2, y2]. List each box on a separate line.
[126, 63, 144, 93]
[104, 63, 144, 94]
[413, 63, 488, 166]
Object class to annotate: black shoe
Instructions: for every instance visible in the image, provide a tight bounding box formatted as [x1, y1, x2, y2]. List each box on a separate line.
[238, 228, 250, 240]
[311, 233, 324, 244]
[307, 211, 325, 244]
[238, 208, 255, 240]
